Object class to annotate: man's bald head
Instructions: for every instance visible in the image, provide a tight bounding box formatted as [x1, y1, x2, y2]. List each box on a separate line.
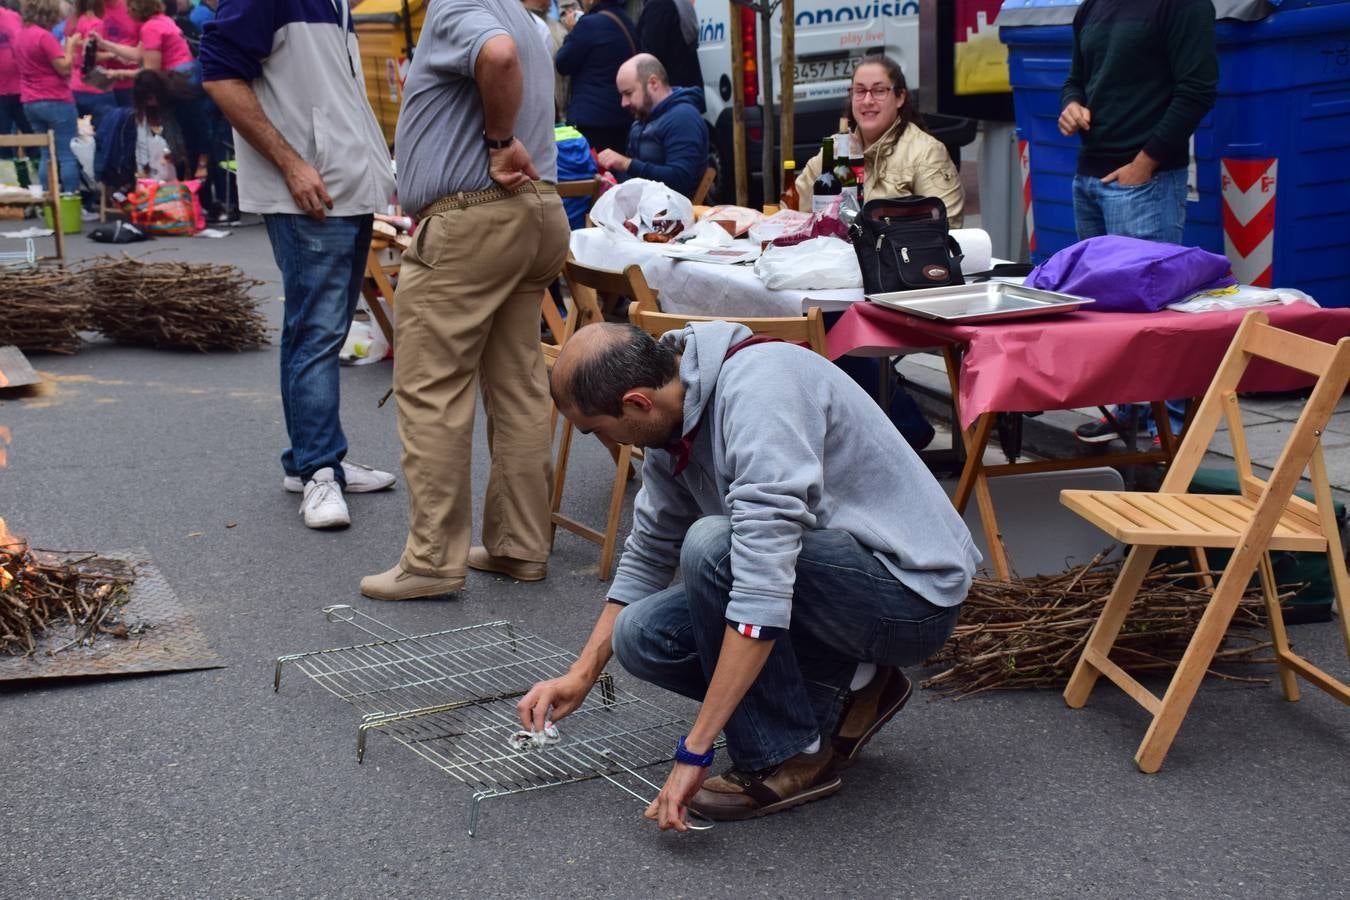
[616, 53, 671, 121]
[552, 323, 678, 417]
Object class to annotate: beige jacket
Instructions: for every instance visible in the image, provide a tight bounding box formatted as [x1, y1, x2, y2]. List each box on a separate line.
[795, 120, 964, 227]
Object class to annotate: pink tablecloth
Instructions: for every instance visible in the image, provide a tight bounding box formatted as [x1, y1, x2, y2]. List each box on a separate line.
[827, 302, 1350, 430]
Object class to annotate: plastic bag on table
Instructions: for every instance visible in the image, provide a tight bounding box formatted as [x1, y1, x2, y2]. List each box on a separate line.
[769, 193, 855, 246]
[589, 177, 694, 243]
[753, 236, 862, 290]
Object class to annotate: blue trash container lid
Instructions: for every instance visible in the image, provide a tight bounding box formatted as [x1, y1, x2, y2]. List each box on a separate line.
[995, 0, 1329, 27]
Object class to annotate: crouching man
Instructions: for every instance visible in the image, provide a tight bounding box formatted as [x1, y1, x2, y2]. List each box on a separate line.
[519, 322, 980, 829]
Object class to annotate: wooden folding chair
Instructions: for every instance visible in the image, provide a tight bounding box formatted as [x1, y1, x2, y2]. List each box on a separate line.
[562, 259, 660, 322]
[691, 166, 717, 206]
[1060, 310, 1350, 773]
[547, 259, 642, 580]
[630, 305, 830, 359]
[0, 132, 65, 263]
[360, 231, 404, 350]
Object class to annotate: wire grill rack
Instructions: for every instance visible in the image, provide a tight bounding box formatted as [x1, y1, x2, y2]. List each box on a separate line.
[275, 605, 705, 835]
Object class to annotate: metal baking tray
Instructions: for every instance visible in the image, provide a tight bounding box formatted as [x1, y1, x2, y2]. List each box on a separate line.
[866, 282, 1093, 324]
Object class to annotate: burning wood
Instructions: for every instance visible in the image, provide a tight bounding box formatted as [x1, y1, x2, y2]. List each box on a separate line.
[922, 553, 1276, 699]
[0, 520, 138, 656]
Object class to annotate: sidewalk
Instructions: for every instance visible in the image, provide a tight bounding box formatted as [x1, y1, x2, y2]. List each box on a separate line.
[898, 349, 1350, 505]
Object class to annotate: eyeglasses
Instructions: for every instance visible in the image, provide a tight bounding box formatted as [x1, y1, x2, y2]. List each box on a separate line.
[849, 86, 895, 100]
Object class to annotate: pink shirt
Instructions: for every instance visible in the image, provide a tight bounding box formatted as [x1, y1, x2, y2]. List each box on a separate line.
[0, 8, 21, 97]
[68, 14, 106, 95]
[138, 14, 193, 73]
[100, 0, 140, 90]
[15, 24, 72, 104]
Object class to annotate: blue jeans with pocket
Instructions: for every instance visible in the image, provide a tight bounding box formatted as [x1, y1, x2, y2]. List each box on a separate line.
[610, 515, 961, 770]
[263, 213, 373, 486]
[1074, 167, 1189, 435]
[23, 99, 80, 193]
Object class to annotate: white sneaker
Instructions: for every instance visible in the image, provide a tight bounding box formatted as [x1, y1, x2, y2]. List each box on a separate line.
[79, 208, 100, 222]
[300, 467, 350, 529]
[283, 460, 395, 494]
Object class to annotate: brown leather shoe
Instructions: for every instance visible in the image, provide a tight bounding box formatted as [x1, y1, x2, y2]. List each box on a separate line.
[466, 546, 546, 582]
[687, 745, 841, 822]
[831, 667, 913, 768]
[359, 565, 464, 601]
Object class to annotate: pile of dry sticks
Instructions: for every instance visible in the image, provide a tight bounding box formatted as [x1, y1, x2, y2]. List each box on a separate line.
[0, 267, 89, 354]
[0, 256, 269, 354]
[922, 553, 1277, 699]
[0, 541, 137, 656]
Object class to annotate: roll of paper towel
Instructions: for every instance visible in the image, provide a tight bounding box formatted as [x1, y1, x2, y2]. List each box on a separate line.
[952, 228, 992, 275]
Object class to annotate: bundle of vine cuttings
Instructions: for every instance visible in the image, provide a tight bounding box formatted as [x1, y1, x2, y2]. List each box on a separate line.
[0, 266, 92, 354]
[0, 540, 138, 656]
[84, 257, 270, 351]
[922, 554, 1277, 699]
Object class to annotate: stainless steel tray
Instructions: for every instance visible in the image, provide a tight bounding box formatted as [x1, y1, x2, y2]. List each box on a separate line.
[866, 282, 1093, 324]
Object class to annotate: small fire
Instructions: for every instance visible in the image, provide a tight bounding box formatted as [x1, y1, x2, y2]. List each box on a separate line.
[0, 516, 18, 590]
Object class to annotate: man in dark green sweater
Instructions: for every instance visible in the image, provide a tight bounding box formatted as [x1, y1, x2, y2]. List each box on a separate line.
[1059, 0, 1218, 444]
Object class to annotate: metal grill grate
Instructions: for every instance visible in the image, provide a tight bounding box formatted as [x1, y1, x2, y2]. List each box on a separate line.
[275, 606, 707, 834]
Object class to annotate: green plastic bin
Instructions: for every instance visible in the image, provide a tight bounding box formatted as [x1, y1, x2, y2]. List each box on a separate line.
[42, 194, 82, 235]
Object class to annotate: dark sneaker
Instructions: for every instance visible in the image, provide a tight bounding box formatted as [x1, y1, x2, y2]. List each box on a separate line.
[687, 745, 841, 822]
[1075, 415, 1128, 444]
[831, 667, 913, 768]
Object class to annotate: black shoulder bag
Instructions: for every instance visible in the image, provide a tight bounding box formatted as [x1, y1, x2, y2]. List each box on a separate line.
[849, 196, 965, 294]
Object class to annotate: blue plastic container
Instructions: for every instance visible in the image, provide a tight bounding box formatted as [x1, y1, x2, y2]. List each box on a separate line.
[999, 0, 1350, 306]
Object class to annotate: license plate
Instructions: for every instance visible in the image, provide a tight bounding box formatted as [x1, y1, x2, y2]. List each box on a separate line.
[792, 55, 862, 84]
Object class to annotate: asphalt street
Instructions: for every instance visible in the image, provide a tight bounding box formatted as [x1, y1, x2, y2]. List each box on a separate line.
[1, 223, 1347, 898]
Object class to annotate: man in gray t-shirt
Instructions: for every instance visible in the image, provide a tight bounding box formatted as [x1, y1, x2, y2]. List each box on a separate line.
[362, 0, 570, 602]
[395, 0, 558, 216]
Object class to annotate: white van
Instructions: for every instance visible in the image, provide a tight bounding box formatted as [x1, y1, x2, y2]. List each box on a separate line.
[694, 1, 971, 204]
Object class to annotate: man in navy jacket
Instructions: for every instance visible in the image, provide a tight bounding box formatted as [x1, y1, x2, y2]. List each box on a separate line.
[598, 54, 708, 199]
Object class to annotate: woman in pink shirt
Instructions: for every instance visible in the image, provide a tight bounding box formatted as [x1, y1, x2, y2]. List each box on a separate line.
[0, 2, 31, 155]
[68, 0, 117, 128]
[95, 0, 194, 81]
[15, 0, 80, 192]
[97, 0, 138, 105]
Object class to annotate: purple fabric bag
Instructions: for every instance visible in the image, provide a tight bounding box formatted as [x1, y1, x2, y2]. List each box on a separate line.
[1026, 236, 1236, 312]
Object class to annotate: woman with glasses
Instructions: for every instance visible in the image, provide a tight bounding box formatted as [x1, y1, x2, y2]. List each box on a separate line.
[794, 54, 964, 226]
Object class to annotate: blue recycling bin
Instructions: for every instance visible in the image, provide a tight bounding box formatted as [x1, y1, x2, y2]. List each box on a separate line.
[999, 0, 1350, 307]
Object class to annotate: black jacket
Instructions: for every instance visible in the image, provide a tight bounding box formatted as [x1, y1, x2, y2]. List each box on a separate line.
[637, 0, 702, 92]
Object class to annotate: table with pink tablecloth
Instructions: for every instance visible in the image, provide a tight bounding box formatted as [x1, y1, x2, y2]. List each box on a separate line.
[827, 301, 1350, 430]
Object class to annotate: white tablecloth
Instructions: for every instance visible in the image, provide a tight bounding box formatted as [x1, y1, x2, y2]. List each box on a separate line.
[569, 227, 1001, 318]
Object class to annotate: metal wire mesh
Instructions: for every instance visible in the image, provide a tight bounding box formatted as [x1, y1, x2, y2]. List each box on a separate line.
[275, 606, 699, 834]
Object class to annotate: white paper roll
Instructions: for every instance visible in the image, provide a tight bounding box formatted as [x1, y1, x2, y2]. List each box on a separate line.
[952, 228, 992, 275]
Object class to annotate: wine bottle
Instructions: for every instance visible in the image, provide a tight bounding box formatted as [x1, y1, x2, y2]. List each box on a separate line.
[848, 136, 865, 204]
[833, 132, 858, 205]
[780, 160, 800, 212]
[811, 136, 841, 213]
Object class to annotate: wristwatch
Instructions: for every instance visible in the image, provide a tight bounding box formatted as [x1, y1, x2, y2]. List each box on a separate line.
[482, 133, 515, 150]
[674, 735, 715, 768]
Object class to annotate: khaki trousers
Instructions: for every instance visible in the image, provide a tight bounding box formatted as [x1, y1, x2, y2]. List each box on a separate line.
[393, 185, 569, 577]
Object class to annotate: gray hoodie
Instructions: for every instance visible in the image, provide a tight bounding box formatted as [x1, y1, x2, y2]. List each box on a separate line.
[609, 322, 981, 630]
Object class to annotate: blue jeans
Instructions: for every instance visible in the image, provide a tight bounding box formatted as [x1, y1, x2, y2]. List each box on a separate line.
[0, 95, 30, 159]
[1074, 167, 1189, 435]
[23, 100, 80, 193]
[263, 213, 373, 485]
[74, 90, 118, 132]
[1072, 167, 1188, 245]
[610, 516, 961, 770]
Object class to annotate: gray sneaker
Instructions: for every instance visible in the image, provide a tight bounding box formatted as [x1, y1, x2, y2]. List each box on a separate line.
[300, 467, 350, 529]
[284, 460, 395, 494]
